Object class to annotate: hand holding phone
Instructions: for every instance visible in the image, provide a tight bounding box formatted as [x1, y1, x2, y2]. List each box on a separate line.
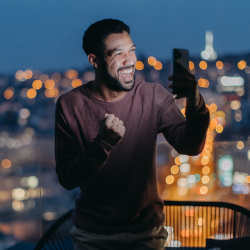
[170, 48, 197, 99]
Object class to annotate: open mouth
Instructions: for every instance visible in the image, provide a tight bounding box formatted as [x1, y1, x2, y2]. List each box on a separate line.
[118, 66, 135, 83]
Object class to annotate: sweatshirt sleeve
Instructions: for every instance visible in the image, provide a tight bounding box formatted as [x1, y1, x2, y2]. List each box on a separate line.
[156, 84, 210, 155]
[54, 97, 112, 190]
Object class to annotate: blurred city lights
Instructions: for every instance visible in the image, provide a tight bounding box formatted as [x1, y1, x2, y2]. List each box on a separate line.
[234, 110, 242, 122]
[219, 76, 244, 87]
[12, 200, 24, 211]
[230, 100, 241, 110]
[199, 185, 208, 195]
[179, 155, 189, 163]
[165, 175, 175, 185]
[199, 60, 207, 70]
[177, 177, 188, 187]
[215, 124, 223, 133]
[15, 70, 26, 81]
[216, 60, 224, 70]
[12, 188, 26, 201]
[148, 56, 157, 66]
[185, 208, 194, 217]
[246, 176, 250, 184]
[174, 156, 181, 165]
[39, 74, 49, 81]
[19, 108, 30, 119]
[71, 79, 83, 88]
[26, 88, 37, 99]
[3, 88, 14, 100]
[237, 60, 247, 70]
[25, 69, 33, 79]
[170, 165, 179, 175]
[201, 155, 210, 165]
[187, 175, 196, 186]
[43, 211, 57, 221]
[202, 166, 210, 175]
[198, 78, 209, 88]
[135, 61, 144, 70]
[65, 69, 78, 79]
[197, 217, 204, 227]
[188, 61, 195, 71]
[180, 163, 190, 174]
[210, 118, 218, 130]
[201, 175, 210, 184]
[44, 88, 59, 98]
[218, 155, 234, 187]
[236, 141, 244, 150]
[209, 103, 218, 113]
[154, 61, 163, 70]
[27, 176, 39, 188]
[44, 79, 55, 89]
[1, 158, 12, 168]
[181, 229, 190, 238]
[32, 80, 43, 90]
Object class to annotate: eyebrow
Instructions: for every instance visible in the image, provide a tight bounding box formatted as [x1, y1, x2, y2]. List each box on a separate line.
[106, 44, 136, 57]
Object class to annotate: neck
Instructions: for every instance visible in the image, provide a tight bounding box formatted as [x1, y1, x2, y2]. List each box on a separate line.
[90, 77, 127, 102]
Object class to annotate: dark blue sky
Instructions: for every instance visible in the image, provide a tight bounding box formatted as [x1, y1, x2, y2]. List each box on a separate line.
[1, 0, 250, 74]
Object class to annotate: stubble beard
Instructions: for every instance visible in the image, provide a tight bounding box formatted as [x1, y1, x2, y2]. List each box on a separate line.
[100, 63, 135, 92]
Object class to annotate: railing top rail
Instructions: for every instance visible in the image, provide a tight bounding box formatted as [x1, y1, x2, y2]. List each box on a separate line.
[163, 200, 250, 217]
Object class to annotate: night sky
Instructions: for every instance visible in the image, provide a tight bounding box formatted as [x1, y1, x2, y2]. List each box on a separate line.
[0, 0, 250, 74]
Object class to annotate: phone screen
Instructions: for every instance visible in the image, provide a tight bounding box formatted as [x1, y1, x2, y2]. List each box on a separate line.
[172, 48, 190, 98]
[173, 48, 189, 77]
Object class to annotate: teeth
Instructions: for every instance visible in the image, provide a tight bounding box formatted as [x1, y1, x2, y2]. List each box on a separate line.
[120, 68, 133, 74]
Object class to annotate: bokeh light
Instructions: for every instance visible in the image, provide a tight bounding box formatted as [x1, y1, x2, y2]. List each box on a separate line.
[135, 61, 144, 70]
[215, 124, 223, 133]
[44, 79, 55, 89]
[171, 165, 179, 175]
[3, 88, 14, 100]
[165, 175, 175, 185]
[71, 79, 83, 88]
[32, 80, 43, 90]
[236, 141, 244, 150]
[1, 158, 12, 168]
[198, 78, 209, 88]
[189, 61, 195, 71]
[26, 88, 37, 99]
[199, 60, 207, 70]
[65, 69, 78, 79]
[148, 56, 156, 66]
[202, 166, 210, 175]
[200, 185, 208, 195]
[237, 60, 247, 70]
[154, 61, 163, 70]
[216, 60, 224, 70]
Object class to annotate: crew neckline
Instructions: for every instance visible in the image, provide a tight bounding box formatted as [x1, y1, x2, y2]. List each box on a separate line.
[83, 80, 137, 105]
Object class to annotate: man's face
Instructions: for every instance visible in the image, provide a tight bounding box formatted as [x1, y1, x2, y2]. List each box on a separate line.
[98, 31, 137, 92]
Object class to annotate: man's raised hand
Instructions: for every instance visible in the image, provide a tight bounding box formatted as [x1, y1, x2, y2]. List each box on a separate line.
[97, 113, 126, 147]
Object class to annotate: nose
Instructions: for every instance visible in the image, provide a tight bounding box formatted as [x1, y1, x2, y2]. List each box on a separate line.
[122, 52, 136, 67]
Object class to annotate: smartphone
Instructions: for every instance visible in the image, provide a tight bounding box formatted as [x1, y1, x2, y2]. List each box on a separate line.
[173, 48, 190, 98]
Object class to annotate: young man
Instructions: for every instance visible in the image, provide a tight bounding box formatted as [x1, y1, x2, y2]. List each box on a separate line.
[55, 19, 210, 250]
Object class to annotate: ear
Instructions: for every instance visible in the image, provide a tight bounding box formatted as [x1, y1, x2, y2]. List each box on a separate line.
[88, 53, 98, 69]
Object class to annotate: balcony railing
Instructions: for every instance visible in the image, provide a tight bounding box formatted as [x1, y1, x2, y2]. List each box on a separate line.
[35, 200, 250, 249]
[163, 200, 250, 248]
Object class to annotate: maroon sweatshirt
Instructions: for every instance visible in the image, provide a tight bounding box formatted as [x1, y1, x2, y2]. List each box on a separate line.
[54, 78, 209, 234]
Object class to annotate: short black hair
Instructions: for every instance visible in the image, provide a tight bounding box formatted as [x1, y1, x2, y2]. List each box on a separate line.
[82, 19, 130, 57]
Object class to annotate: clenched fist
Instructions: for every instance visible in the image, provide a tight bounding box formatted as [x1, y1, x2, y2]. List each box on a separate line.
[96, 113, 126, 148]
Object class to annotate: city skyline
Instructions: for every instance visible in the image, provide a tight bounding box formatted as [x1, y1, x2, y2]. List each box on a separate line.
[1, 0, 250, 74]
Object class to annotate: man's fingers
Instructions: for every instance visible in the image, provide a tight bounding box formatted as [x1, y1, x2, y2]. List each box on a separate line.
[105, 115, 115, 128]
